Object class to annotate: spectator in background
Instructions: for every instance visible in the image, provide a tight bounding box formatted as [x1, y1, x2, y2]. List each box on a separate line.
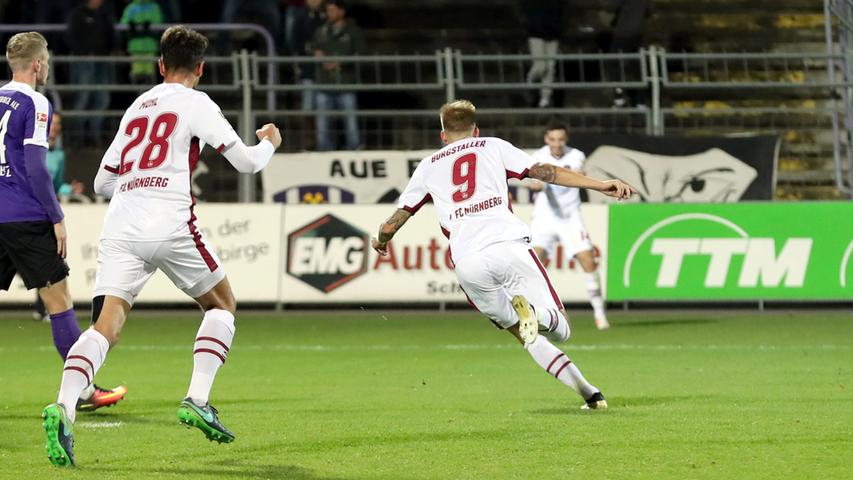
[34, 0, 73, 23]
[311, 0, 365, 151]
[46, 112, 85, 198]
[120, 0, 163, 84]
[66, 0, 116, 143]
[291, 0, 326, 150]
[219, 0, 282, 53]
[610, 0, 650, 107]
[524, 0, 563, 108]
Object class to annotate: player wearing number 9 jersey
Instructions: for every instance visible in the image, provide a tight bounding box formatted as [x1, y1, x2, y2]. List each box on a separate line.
[42, 26, 282, 467]
[372, 100, 635, 411]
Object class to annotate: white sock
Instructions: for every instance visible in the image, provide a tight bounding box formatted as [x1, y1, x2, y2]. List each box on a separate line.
[186, 309, 235, 406]
[584, 270, 606, 317]
[57, 329, 109, 423]
[79, 384, 95, 401]
[525, 335, 598, 400]
[534, 305, 570, 343]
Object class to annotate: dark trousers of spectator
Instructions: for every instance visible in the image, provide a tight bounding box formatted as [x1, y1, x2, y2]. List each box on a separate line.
[70, 63, 112, 143]
[609, 0, 649, 107]
[315, 92, 361, 151]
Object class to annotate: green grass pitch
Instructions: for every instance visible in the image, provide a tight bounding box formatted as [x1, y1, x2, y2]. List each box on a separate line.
[1, 309, 851, 479]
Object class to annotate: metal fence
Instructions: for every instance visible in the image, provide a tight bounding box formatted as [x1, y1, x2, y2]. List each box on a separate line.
[1, 22, 849, 199]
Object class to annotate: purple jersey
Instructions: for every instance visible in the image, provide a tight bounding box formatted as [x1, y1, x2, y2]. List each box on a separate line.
[0, 80, 59, 223]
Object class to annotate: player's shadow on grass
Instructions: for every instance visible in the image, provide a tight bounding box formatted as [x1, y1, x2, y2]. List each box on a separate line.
[528, 395, 704, 414]
[616, 318, 718, 328]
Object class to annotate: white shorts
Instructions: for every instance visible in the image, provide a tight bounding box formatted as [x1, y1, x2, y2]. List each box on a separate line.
[530, 213, 593, 260]
[454, 239, 564, 329]
[94, 236, 225, 305]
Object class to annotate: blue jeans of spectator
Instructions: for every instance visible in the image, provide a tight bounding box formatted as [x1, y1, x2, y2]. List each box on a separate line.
[315, 92, 361, 151]
[70, 63, 112, 142]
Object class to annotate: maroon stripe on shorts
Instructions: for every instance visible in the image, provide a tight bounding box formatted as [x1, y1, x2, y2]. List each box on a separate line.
[528, 249, 564, 310]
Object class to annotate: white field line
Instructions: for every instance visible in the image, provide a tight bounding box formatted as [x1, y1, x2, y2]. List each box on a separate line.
[1, 343, 852, 353]
[76, 422, 124, 429]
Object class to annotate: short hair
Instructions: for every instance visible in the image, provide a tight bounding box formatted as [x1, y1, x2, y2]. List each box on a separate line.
[6, 32, 48, 72]
[440, 100, 477, 134]
[545, 120, 568, 135]
[160, 25, 209, 73]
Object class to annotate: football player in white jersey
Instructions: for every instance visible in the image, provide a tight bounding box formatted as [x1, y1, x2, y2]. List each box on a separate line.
[371, 100, 634, 410]
[43, 26, 282, 466]
[529, 122, 609, 330]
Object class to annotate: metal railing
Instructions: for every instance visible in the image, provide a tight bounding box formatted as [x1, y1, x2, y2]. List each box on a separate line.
[1, 32, 847, 198]
[824, 0, 853, 196]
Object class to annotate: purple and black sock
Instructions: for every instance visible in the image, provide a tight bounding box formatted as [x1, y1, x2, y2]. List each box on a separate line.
[49, 309, 82, 360]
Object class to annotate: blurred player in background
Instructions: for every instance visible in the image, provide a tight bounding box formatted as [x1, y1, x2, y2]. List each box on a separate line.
[529, 122, 609, 329]
[0, 32, 126, 413]
[372, 100, 634, 411]
[42, 26, 282, 467]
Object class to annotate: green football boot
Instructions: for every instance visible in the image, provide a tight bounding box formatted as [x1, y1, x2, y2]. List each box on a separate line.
[177, 397, 235, 443]
[42, 403, 75, 467]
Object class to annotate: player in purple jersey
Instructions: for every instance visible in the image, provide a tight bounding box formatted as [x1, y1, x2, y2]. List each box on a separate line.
[0, 33, 126, 446]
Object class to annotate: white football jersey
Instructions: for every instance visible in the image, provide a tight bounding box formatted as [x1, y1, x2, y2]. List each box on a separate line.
[98, 83, 241, 241]
[397, 136, 538, 261]
[531, 145, 586, 220]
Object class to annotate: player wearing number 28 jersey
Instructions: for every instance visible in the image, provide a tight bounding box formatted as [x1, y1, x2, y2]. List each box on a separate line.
[372, 100, 634, 411]
[43, 26, 283, 467]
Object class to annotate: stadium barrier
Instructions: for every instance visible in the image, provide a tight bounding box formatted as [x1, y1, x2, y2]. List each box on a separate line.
[1, 202, 850, 306]
[0, 204, 607, 305]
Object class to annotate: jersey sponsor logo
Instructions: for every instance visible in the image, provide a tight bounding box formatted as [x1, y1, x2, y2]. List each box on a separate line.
[287, 214, 369, 292]
[623, 213, 812, 289]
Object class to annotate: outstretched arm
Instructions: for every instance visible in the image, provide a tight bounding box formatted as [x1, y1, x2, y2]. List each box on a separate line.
[528, 162, 635, 199]
[371, 208, 412, 256]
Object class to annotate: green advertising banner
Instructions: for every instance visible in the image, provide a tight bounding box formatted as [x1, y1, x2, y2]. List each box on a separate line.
[607, 202, 853, 300]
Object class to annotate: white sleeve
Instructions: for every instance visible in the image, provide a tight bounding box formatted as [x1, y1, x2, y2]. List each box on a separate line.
[396, 159, 431, 214]
[192, 95, 274, 174]
[499, 139, 538, 179]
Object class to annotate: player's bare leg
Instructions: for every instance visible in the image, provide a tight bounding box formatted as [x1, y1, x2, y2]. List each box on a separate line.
[40, 283, 127, 413]
[510, 295, 607, 410]
[576, 249, 608, 330]
[177, 277, 237, 443]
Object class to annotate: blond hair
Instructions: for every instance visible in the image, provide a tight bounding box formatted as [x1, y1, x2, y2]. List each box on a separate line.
[440, 100, 477, 134]
[6, 32, 48, 72]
